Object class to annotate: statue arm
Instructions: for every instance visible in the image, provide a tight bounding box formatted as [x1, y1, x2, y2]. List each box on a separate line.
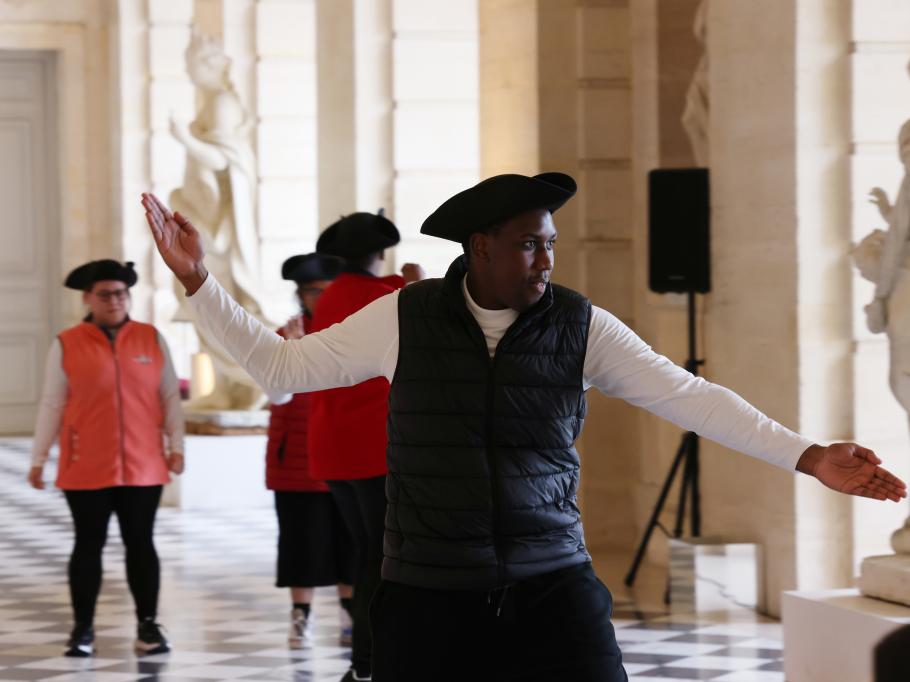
[171, 118, 229, 172]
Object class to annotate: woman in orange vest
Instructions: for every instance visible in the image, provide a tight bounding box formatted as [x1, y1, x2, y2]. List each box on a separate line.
[28, 260, 185, 658]
[266, 253, 354, 649]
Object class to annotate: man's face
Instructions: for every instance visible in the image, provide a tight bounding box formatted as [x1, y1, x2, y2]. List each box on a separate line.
[83, 279, 130, 327]
[296, 279, 333, 316]
[479, 208, 556, 312]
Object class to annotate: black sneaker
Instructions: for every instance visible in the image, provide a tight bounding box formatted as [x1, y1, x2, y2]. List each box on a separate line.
[134, 618, 170, 655]
[340, 669, 372, 681]
[64, 623, 94, 657]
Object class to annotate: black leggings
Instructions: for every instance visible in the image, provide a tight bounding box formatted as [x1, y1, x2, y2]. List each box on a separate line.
[328, 476, 386, 677]
[64, 485, 163, 625]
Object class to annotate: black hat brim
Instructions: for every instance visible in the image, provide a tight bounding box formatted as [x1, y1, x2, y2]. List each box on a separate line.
[281, 253, 344, 283]
[420, 172, 577, 243]
[64, 260, 138, 291]
[316, 212, 400, 259]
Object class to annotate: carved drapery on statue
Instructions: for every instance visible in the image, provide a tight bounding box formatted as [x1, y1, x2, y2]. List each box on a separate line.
[170, 32, 280, 411]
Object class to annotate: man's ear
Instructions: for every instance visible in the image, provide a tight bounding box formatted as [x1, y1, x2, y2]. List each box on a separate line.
[378, 250, 386, 262]
[470, 233, 491, 264]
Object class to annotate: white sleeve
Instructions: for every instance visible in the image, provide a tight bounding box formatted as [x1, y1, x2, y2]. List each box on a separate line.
[583, 306, 814, 471]
[31, 339, 68, 467]
[186, 274, 399, 395]
[156, 332, 185, 454]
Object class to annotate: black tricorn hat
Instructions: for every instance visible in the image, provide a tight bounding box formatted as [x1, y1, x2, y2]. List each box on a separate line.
[281, 253, 344, 284]
[64, 260, 138, 291]
[420, 172, 577, 243]
[316, 211, 400, 259]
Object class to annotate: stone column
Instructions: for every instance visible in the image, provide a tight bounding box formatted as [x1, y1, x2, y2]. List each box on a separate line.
[316, 0, 394, 229]
[478, 0, 638, 552]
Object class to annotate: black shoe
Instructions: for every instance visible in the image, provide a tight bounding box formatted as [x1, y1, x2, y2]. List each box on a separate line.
[134, 618, 170, 655]
[340, 669, 372, 681]
[64, 623, 94, 657]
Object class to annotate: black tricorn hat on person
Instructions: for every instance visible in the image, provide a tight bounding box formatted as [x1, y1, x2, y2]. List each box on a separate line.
[64, 260, 138, 291]
[420, 172, 577, 244]
[281, 253, 344, 284]
[315, 211, 400, 259]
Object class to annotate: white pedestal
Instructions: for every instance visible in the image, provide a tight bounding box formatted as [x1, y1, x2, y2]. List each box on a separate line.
[782, 588, 910, 682]
[859, 553, 910, 606]
[669, 538, 761, 613]
[162, 434, 271, 510]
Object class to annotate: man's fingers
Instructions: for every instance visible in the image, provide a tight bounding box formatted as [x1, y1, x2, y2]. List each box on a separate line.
[852, 445, 881, 465]
[856, 486, 888, 501]
[149, 193, 173, 221]
[173, 211, 196, 235]
[874, 466, 907, 491]
[864, 480, 903, 502]
[145, 211, 163, 243]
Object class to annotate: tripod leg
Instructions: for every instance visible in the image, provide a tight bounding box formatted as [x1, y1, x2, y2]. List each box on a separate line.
[624, 434, 690, 587]
[673, 433, 695, 538]
[690, 434, 701, 537]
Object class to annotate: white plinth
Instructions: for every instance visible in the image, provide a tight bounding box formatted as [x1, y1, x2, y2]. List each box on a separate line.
[782, 588, 910, 682]
[669, 538, 761, 613]
[859, 554, 910, 606]
[162, 434, 270, 510]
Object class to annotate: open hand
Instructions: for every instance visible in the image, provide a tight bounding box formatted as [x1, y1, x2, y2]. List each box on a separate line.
[283, 315, 305, 340]
[799, 443, 907, 502]
[401, 263, 426, 284]
[868, 187, 893, 221]
[141, 193, 208, 294]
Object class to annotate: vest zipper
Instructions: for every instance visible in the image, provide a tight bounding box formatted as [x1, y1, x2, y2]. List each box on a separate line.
[111, 335, 126, 484]
[485, 355, 505, 586]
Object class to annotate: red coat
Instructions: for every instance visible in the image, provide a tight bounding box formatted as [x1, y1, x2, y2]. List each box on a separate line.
[265, 316, 329, 492]
[57, 321, 170, 490]
[307, 271, 405, 480]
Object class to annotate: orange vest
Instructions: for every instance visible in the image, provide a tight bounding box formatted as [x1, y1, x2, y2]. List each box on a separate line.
[56, 320, 170, 490]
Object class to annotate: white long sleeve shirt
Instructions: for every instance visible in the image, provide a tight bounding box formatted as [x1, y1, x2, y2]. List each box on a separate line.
[188, 274, 813, 471]
[31, 331, 185, 466]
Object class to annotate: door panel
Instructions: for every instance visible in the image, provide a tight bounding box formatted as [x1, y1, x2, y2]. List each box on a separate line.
[0, 52, 57, 433]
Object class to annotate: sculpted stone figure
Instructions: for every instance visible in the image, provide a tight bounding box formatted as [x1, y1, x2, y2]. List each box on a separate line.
[854, 113, 910, 602]
[681, 0, 709, 167]
[169, 32, 279, 411]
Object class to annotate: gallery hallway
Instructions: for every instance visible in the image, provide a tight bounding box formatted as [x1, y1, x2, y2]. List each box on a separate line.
[0, 439, 786, 682]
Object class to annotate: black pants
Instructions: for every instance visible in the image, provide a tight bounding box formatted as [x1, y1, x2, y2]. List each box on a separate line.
[327, 476, 386, 677]
[370, 562, 628, 682]
[64, 485, 163, 625]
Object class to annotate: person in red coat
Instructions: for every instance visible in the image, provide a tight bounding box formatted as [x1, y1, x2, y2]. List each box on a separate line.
[266, 253, 355, 649]
[309, 212, 424, 682]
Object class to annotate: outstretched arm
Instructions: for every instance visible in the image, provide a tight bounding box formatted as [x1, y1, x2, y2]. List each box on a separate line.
[584, 306, 907, 503]
[141, 193, 398, 394]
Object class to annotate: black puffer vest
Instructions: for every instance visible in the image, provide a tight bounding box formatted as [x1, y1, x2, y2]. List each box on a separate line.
[383, 257, 592, 590]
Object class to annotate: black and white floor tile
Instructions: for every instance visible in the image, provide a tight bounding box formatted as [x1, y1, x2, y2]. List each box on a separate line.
[0, 438, 785, 681]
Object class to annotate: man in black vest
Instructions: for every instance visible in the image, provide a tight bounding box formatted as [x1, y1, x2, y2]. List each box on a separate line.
[142, 175, 906, 682]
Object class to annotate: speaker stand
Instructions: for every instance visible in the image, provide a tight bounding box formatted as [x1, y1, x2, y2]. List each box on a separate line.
[624, 291, 704, 599]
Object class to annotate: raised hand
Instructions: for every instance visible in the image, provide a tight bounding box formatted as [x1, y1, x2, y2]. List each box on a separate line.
[401, 263, 426, 284]
[141, 193, 208, 294]
[798, 443, 907, 502]
[868, 187, 893, 222]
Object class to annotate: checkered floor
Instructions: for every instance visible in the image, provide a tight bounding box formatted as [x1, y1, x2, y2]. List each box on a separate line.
[0, 438, 786, 681]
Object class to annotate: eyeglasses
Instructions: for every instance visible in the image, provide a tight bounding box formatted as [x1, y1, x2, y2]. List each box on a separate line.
[93, 288, 130, 302]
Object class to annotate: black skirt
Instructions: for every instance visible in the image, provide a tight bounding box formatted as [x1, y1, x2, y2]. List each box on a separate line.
[274, 491, 355, 587]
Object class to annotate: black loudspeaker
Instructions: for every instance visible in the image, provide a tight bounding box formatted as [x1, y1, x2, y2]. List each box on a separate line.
[648, 168, 711, 294]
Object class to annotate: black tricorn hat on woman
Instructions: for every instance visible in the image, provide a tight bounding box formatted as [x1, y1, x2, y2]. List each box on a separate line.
[315, 211, 400, 259]
[281, 253, 344, 284]
[64, 260, 138, 291]
[419, 172, 577, 244]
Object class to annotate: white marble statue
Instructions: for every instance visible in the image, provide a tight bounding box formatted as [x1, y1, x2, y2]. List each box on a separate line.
[854, 113, 910, 604]
[681, 0, 709, 167]
[169, 32, 279, 411]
